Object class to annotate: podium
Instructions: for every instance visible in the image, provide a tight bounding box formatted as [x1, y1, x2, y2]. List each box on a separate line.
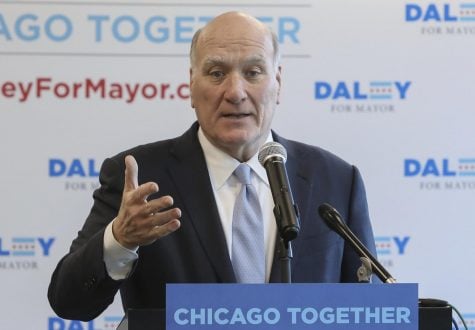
[419, 304, 452, 330]
[117, 283, 452, 330]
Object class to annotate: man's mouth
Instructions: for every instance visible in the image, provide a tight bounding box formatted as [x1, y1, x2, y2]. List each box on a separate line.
[223, 113, 251, 118]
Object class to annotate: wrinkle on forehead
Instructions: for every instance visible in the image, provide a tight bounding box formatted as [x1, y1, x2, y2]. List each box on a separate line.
[196, 35, 273, 67]
[202, 37, 270, 51]
[202, 53, 267, 67]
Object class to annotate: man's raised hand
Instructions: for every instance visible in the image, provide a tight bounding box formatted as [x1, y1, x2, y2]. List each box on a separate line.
[112, 155, 181, 249]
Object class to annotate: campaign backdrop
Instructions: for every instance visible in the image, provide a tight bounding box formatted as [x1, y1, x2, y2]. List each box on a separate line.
[1, 0, 474, 329]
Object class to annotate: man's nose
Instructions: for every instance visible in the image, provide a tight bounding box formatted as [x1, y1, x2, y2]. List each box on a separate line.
[224, 73, 247, 104]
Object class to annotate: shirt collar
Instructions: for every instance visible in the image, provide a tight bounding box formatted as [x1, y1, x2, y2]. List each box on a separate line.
[198, 127, 272, 190]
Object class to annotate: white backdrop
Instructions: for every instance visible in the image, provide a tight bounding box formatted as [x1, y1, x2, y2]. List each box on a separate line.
[1, 0, 474, 329]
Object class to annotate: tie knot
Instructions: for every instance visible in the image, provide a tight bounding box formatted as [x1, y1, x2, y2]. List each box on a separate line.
[234, 163, 252, 185]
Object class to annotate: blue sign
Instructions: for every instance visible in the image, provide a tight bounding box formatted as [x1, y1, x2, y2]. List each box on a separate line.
[375, 236, 411, 256]
[314, 81, 411, 100]
[404, 158, 475, 177]
[405, 3, 475, 22]
[166, 283, 418, 329]
[49, 158, 100, 178]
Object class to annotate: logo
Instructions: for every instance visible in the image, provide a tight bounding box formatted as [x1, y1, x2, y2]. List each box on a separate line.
[403, 158, 475, 190]
[375, 236, 410, 269]
[48, 315, 122, 330]
[0, 10, 301, 46]
[49, 158, 99, 178]
[0, 77, 191, 104]
[0, 236, 55, 270]
[405, 3, 475, 35]
[404, 158, 475, 177]
[314, 80, 411, 113]
[49, 158, 101, 191]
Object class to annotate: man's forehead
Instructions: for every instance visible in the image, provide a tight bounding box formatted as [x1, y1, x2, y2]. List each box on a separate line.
[200, 31, 271, 47]
[201, 53, 268, 66]
[196, 35, 273, 60]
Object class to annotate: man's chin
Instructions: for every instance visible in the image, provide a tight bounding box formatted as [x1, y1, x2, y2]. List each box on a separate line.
[219, 131, 255, 146]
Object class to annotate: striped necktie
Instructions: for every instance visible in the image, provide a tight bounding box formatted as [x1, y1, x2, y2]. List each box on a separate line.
[231, 163, 265, 283]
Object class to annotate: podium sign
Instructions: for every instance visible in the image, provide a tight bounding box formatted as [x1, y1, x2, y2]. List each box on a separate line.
[166, 283, 418, 329]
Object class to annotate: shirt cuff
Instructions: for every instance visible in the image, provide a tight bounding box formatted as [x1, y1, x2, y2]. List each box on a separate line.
[103, 219, 138, 280]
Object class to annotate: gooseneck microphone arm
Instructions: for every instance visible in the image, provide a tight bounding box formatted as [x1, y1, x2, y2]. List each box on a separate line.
[318, 203, 396, 284]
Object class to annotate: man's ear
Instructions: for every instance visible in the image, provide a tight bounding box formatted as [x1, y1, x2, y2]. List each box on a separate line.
[276, 65, 282, 105]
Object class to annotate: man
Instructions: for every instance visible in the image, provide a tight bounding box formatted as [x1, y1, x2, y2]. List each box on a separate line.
[48, 12, 377, 321]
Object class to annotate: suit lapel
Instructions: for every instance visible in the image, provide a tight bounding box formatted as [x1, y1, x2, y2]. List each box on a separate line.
[167, 124, 236, 282]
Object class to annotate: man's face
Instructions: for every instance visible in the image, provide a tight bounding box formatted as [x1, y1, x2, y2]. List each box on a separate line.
[190, 14, 281, 161]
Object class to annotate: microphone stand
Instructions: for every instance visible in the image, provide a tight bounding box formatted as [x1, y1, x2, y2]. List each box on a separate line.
[318, 203, 397, 284]
[278, 238, 293, 283]
[357, 257, 373, 283]
[274, 207, 299, 284]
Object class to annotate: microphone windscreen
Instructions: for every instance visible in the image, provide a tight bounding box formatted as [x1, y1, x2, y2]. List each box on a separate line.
[318, 203, 340, 231]
[258, 142, 287, 166]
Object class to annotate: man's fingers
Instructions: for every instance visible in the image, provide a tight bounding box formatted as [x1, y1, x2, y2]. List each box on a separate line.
[124, 155, 139, 192]
[149, 207, 181, 226]
[150, 218, 181, 239]
[123, 155, 159, 203]
[129, 182, 159, 204]
[115, 203, 181, 248]
[142, 196, 174, 215]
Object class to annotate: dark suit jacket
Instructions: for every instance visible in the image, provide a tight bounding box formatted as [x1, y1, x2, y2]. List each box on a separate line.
[48, 122, 377, 321]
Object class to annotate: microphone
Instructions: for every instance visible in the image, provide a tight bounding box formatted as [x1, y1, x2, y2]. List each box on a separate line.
[318, 203, 396, 283]
[258, 142, 300, 242]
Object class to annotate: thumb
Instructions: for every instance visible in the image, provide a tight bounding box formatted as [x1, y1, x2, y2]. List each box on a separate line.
[124, 155, 139, 192]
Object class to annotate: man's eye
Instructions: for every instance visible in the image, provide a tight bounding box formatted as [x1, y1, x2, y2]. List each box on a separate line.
[246, 69, 262, 78]
[210, 71, 224, 79]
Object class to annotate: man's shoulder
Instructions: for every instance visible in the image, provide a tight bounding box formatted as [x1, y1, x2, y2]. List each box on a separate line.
[273, 133, 352, 169]
[108, 122, 200, 164]
[113, 138, 176, 160]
